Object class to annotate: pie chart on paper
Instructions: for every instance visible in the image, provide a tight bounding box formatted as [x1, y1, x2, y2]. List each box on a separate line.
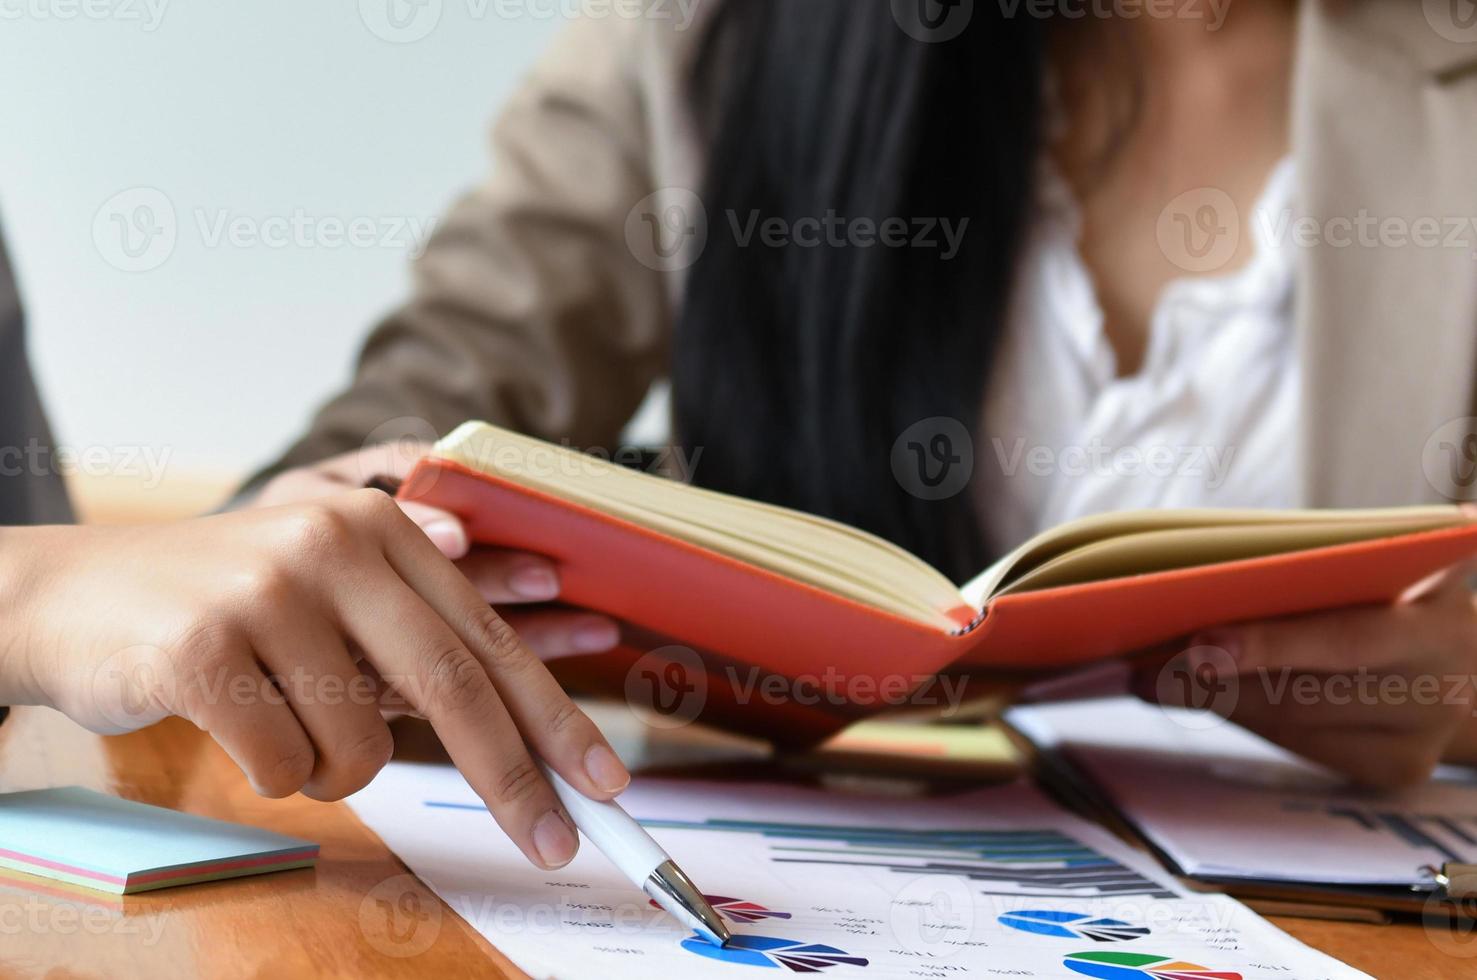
[680, 934, 870, 972]
[1062, 951, 1243, 980]
[997, 909, 1150, 942]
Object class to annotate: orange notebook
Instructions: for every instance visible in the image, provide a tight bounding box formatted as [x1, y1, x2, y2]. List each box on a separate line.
[399, 422, 1477, 745]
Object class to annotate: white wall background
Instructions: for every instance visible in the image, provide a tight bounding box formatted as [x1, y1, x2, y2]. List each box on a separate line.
[0, 1, 564, 503]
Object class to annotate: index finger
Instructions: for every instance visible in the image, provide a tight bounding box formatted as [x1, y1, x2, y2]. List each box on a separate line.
[360, 491, 632, 801]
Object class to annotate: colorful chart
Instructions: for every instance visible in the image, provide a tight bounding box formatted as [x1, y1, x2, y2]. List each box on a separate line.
[637, 817, 1178, 901]
[650, 895, 793, 924]
[998, 910, 1149, 942]
[681, 934, 870, 972]
[1063, 951, 1242, 980]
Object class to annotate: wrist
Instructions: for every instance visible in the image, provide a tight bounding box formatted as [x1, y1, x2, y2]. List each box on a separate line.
[0, 524, 69, 708]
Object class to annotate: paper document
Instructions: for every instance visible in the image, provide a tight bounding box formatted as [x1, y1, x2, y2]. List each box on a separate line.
[1008, 697, 1477, 887]
[347, 763, 1366, 979]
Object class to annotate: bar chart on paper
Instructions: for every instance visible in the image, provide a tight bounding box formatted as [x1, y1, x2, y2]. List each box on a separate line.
[1009, 698, 1477, 888]
[1286, 802, 1477, 863]
[632, 815, 1181, 901]
[349, 765, 1369, 979]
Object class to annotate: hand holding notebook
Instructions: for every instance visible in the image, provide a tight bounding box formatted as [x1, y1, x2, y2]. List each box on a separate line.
[398, 422, 1477, 742]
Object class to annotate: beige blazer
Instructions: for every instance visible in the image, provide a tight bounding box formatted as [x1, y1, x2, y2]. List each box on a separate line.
[248, 0, 1477, 514]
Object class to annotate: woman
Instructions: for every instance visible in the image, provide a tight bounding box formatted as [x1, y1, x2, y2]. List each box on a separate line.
[252, 0, 1477, 785]
[0, 228, 629, 871]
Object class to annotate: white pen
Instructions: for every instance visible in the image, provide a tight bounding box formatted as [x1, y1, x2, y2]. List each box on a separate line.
[536, 761, 732, 947]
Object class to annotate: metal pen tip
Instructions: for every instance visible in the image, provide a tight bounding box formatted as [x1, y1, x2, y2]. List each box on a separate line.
[643, 859, 732, 947]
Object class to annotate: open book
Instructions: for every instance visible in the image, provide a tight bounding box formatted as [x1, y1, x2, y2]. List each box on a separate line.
[400, 422, 1477, 742]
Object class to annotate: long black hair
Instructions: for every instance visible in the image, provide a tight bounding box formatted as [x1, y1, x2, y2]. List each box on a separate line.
[672, 1, 1048, 583]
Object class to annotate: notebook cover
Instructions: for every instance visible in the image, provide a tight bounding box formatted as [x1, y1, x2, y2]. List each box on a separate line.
[401, 457, 1477, 743]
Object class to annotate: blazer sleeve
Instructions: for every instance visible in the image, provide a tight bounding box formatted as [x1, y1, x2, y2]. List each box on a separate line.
[242, 17, 673, 492]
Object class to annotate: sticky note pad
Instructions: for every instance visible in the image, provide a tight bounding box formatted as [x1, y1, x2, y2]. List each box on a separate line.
[0, 786, 318, 894]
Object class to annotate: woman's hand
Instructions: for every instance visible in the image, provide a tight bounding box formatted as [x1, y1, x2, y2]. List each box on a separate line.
[1140, 563, 1477, 789]
[0, 490, 631, 870]
[251, 442, 621, 661]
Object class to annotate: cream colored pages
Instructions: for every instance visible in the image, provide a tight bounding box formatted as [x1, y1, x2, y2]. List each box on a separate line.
[434, 423, 966, 629]
[961, 506, 1465, 605]
[436, 423, 1468, 631]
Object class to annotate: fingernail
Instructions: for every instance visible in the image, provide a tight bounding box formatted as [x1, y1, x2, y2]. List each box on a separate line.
[423, 519, 468, 559]
[573, 619, 620, 653]
[532, 809, 579, 869]
[509, 564, 560, 601]
[584, 744, 631, 795]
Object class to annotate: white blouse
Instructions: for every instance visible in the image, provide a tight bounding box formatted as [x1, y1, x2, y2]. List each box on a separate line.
[975, 159, 1302, 556]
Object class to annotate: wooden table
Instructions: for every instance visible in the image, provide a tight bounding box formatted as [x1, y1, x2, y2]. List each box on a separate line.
[0, 706, 1470, 979]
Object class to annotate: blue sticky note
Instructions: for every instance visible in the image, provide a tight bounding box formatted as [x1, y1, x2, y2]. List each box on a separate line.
[0, 786, 318, 893]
